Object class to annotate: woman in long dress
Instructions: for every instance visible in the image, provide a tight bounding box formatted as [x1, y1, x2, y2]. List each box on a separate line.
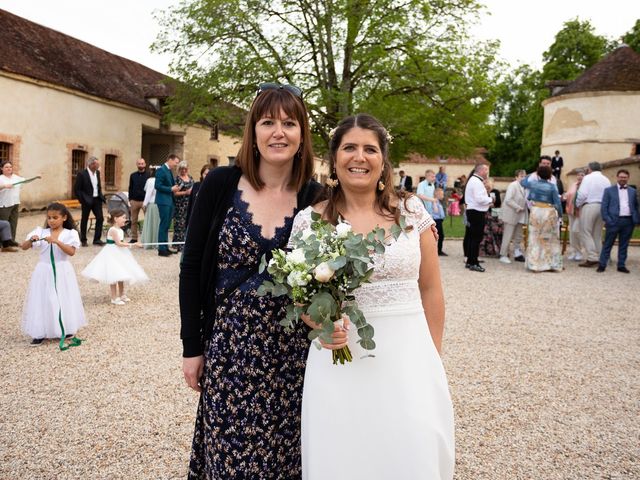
[520, 165, 563, 272]
[293, 114, 455, 479]
[179, 85, 326, 478]
[172, 160, 194, 251]
[140, 167, 159, 249]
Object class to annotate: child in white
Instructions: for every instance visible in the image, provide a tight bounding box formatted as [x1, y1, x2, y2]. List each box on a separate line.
[82, 209, 148, 305]
[20, 202, 87, 345]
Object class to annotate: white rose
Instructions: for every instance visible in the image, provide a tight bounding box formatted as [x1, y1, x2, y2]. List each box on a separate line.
[314, 262, 335, 283]
[301, 228, 313, 241]
[286, 248, 306, 265]
[287, 270, 308, 287]
[335, 222, 352, 238]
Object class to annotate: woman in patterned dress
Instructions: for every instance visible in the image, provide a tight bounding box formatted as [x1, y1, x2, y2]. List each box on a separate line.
[179, 84, 338, 479]
[173, 161, 194, 251]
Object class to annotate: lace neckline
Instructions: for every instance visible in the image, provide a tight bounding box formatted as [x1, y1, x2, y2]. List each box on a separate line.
[235, 190, 296, 244]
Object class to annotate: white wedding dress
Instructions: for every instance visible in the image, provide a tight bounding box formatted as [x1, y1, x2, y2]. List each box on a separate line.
[292, 196, 455, 480]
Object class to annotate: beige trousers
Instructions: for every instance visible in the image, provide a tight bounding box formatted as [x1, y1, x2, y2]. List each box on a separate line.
[500, 222, 524, 258]
[580, 203, 603, 262]
[130, 200, 144, 240]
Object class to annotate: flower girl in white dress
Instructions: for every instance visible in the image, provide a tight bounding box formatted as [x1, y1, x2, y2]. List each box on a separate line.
[82, 209, 148, 305]
[20, 203, 87, 345]
[292, 114, 455, 479]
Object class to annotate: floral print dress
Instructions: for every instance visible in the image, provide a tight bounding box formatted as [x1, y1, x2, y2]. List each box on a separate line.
[188, 190, 308, 479]
[173, 175, 194, 250]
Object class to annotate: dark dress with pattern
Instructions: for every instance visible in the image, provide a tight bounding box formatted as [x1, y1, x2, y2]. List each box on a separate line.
[188, 191, 308, 479]
[174, 175, 194, 250]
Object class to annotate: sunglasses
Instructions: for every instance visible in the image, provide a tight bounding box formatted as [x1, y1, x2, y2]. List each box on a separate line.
[257, 83, 303, 99]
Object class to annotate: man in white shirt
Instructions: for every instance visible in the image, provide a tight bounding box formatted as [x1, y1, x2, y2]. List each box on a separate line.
[463, 164, 493, 272]
[575, 162, 611, 266]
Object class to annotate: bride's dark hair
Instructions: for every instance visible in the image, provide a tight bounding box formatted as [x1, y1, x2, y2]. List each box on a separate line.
[318, 113, 409, 225]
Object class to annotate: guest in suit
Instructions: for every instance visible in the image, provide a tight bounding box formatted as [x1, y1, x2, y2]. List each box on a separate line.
[597, 169, 639, 273]
[398, 170, 413, 192]
[155, 154, 181, 256]
[499, 169, 527, 264]
[74, 156, 106, 246]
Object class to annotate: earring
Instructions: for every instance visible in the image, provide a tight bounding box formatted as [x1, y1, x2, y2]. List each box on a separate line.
[378, 179, 385, 191]
[326, 170, 339, 188]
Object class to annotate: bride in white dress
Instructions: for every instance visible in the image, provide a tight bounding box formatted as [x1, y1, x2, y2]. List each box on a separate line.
[291, 114, 454, 479]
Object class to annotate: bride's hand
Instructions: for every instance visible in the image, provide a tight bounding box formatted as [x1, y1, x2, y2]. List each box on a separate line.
[318, 315, 350, 350]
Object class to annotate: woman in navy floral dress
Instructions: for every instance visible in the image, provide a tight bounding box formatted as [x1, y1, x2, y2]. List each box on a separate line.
[180, 85, 331, 479]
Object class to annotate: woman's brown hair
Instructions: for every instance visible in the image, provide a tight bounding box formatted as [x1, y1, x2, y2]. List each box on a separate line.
[320, 113, 408, 225]
[235, 87, 315, 191]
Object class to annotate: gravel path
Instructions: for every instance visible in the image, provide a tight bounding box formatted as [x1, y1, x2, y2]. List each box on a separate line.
[1, 212, 638, 479]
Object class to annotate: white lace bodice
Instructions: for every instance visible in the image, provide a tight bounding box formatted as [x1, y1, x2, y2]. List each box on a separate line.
[289, 196, 434, 311]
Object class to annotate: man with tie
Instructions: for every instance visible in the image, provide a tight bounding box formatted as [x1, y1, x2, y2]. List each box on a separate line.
[74, 156, 106, 246]
[416, 169, 437, 215]
[398, 170, 413, 192]
[597, 169, 639, 273]
[156, 154, 181, 257]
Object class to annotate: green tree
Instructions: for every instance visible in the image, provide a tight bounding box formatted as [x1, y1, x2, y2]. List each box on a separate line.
[622, 19, 640, 53]
[152, 0, 498, 160]
[542, 19, 613, 82]
[486, 66, 543, 176]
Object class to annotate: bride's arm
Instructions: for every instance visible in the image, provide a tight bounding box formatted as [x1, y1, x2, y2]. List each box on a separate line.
[418, 230, 445, 354]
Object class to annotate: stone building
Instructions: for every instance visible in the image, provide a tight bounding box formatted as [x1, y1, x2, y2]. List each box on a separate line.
[542, 46, 640, 184]
[0, 9, 242, 209]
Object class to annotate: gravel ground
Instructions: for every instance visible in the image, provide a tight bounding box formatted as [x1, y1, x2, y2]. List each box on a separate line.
[1, 211, 638, 479]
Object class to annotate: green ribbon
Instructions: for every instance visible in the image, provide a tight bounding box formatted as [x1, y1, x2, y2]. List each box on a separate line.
[49, 244, 83, 351]
[11, 176, 41, 186]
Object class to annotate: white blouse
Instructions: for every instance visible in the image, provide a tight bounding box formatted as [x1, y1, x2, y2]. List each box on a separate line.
[0, 174, 25, 207]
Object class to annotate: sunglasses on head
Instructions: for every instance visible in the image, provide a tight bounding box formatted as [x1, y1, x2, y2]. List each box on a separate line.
[257, 83, 303, 99]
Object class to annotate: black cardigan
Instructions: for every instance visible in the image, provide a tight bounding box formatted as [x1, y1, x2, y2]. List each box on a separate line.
[179, 166, 322, 357]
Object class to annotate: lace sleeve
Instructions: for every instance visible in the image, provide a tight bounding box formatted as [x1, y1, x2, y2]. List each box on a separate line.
[401, 195, 434, 234]
[287, 206, 314, 249]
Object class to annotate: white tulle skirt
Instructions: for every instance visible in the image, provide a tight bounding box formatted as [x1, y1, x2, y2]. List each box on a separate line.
[22, 260, 87, 338]
[81, 244, 149, 285]
[302, 299, 455, 480]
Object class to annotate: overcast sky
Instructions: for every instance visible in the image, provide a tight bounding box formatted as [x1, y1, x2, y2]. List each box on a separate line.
[1, 0, 638, 75]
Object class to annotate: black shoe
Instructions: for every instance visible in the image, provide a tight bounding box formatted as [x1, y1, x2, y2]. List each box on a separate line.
[158, 250, 171, 257]
[81, 241, 89, 247]
[30, 338, 44, 346]
[438, 252, 448, 256]
[465, 263, 470, 269]
[617, 266, 630, 273]
[65, 333, 74, 339]
[468, 264, 485, 272]
[514, 255, 525, 262]
[8, 240, 19, 247]
[478, 260, 485, 263]
[93, 240, 105, 246]
[596, 265, 605, 272]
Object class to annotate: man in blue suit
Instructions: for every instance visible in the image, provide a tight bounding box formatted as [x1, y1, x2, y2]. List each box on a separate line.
[597, 169, 639, 273]
[156, 154, 181, 257]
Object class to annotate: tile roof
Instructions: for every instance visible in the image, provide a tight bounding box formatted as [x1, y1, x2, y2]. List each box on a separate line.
[0, 8, 171, 113]
[554, 46, 640, 96]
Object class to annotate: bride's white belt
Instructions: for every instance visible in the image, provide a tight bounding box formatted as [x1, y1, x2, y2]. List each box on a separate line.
[354, 279, 423, 314]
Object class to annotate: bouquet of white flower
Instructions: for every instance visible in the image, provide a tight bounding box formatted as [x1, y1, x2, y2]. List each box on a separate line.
[258, 211, 404, 364]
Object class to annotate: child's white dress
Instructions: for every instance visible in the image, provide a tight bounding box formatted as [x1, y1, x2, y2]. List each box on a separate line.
[22, 227, 87, 338]
[81, 227, 149, 284]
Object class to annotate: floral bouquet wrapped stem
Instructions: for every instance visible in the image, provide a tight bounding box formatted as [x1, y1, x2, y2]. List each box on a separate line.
[258, 211, 403, 364]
